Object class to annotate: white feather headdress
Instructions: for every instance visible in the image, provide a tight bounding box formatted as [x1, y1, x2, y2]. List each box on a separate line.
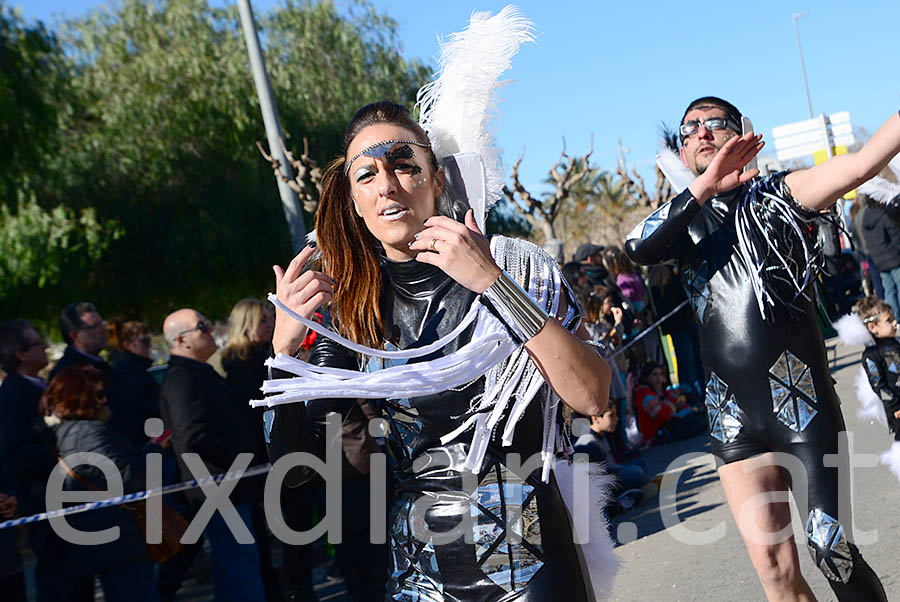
[416, 6, 535, 218]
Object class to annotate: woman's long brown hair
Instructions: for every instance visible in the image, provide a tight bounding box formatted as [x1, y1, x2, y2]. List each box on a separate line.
[316, 157, 384, 348]
[316, 101, 437, 349]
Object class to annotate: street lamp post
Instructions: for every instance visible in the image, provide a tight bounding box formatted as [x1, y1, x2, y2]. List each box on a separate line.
[792, 11, 814, 119]
[238, 0, 306, 252]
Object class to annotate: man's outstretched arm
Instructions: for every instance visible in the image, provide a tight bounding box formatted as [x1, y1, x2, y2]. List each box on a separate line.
[786, 111, 900, 211]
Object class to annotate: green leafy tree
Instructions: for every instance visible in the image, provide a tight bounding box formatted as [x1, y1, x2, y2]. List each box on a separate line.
[0, 0, 427, 329]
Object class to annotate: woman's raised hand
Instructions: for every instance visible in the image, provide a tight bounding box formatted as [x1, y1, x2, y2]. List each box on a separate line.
[410, 209, 502, 293]
[271, 244, 334, 355]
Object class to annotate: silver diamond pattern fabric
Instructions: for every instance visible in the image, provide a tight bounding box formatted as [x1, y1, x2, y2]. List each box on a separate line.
[768, 351, 818, 432]
[805, 508, 853, 583]
[705, 373, 743, 443]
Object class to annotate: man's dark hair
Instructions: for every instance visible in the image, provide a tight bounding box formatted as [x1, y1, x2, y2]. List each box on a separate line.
[0, 319, 32, 372]
[680, 96, 743, 141]
[59, 302, 99, 345]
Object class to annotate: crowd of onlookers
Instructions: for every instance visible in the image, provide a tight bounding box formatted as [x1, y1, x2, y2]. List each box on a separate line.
[557, 243, 708, 513]
[0, 300, 375, 602]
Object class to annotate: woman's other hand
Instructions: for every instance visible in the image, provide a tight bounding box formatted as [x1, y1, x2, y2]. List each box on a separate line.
[410, 209, 502, 293]
[271, 244, 335, 356]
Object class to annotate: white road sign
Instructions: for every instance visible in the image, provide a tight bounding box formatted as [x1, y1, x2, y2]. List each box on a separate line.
[772, 112, 856, 161]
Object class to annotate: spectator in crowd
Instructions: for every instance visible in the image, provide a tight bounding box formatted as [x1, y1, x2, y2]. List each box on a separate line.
[573, 242, 611, 287]
[159, 308, 265, 602]
[0, 319, 61, 602]
[848, 197, 884, 298]
[50, 303, 147, 446]
[586, 286, 638, 350]
[604, 247, 647, 312]
[647, 265, 705, 405]
[0, 488, 23, 602]
[49, 302, 109, 380]
[818, 210, 852, 320]
[633, 362, 705, 445]
[43, 365, 160, 602]
[109, 321, 161, 446]
[561, 261, 589, 299]
[861, 192, 900, 316]
[220, 299, 281, 602]
[574, 404, 650, 493]
[221, 299, 273, 461]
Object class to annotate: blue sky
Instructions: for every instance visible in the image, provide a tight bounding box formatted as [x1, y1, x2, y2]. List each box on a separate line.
[19, 0, 900, 195]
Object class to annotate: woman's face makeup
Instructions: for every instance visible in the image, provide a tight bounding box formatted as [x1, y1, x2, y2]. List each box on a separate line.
[345, 124, 442, 261]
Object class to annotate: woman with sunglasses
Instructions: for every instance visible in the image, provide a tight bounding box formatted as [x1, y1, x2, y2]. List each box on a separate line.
[262, 9, 617, 602]
[110, 321, 162, 447]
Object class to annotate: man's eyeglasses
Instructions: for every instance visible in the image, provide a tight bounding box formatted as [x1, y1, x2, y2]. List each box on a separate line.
[80, 320, 107, 332]
[178, 320, 212, 337]
[680, 117, 740, 140]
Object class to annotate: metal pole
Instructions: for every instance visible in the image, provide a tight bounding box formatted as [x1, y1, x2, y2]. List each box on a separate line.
[792, 11, 814, 119]
[238, 0, 306, 252]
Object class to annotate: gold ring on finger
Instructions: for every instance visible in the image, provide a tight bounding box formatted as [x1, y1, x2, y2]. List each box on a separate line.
[431, 239, 438, 252]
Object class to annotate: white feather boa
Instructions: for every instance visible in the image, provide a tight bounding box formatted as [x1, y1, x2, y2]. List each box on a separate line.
[880, 442, 900, 481]
[553, 458, 619, 601]
[416, 5, 534, 212]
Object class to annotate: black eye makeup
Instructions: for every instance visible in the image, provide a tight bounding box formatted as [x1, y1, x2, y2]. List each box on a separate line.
[383, 144, 415, 164]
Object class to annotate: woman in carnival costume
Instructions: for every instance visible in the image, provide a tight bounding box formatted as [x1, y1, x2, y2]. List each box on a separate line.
[257, 7, 618, 601]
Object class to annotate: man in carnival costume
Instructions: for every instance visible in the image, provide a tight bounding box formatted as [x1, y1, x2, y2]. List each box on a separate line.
[626, 96, 900, 600]
[259, 7, 619, 602]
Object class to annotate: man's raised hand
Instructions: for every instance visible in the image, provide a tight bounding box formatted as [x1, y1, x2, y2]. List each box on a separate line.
[689, 132, 764, 204]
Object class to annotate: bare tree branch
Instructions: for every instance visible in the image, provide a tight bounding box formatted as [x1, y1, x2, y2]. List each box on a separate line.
[257, 137, 323, 213]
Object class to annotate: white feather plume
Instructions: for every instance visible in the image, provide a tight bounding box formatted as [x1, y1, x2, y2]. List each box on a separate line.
[834, 313, 875, 347]
[879, 441, 900, 481]
[416, 5, 535, 211]
[655, 145, 694, 194]
[857, 175, 900, 204]
[855, 367, 887, 425]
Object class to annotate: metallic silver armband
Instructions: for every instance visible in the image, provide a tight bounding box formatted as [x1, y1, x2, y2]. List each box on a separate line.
[481, 271, 550, 343]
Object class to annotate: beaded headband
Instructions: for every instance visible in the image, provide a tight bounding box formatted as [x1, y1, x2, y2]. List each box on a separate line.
[344, 139, 430, 176]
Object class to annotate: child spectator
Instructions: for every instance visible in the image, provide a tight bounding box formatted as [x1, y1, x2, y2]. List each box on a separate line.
[633, 362, 705, 445]
[573, 405, 649, 491]
[857, 296, 900, 439]
[604, 247, 647, 312]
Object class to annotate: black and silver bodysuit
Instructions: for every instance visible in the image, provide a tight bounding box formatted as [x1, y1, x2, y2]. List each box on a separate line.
[265, 241, 603, 601]
[625, 173, 886, 600]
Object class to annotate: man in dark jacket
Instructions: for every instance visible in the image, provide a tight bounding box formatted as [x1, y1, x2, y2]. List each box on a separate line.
[50, 302, 150, 447]
[159, 308, 265, 602]
[0, 319, 72, 601]
[861, 194, 900, 316]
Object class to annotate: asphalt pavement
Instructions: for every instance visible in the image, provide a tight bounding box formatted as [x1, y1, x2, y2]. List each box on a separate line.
[609, 339, 900, 601]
